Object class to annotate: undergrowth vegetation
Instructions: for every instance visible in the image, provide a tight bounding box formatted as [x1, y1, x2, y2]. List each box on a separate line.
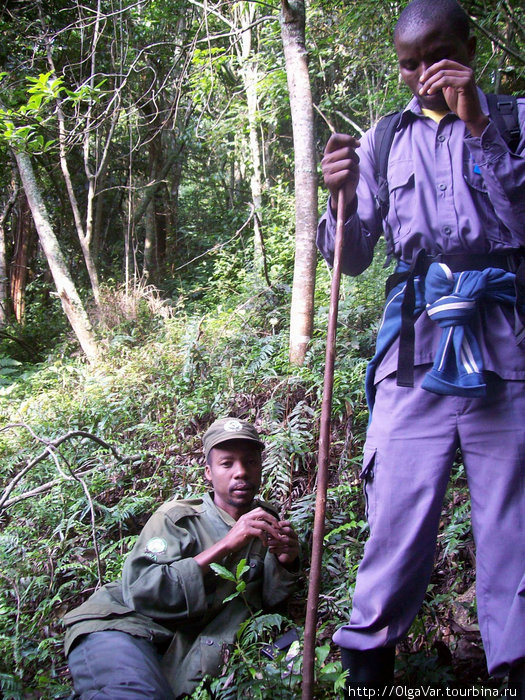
[0, 250, 495, 698]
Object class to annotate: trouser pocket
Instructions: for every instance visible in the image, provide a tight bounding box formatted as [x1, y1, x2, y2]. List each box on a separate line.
[360, 447, 377, 527]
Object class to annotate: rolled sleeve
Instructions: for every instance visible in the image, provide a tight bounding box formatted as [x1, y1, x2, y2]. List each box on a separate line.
[316, 127, 384, 277]
[172, 557, 207, 615]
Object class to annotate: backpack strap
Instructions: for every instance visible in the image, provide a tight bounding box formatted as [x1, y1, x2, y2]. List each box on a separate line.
[373, 110, 403, 257]
[373, 110, 402, 219]
[485, 93, 520, 153]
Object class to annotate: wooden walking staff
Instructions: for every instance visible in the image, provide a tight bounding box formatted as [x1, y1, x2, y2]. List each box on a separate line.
[301, 190, 346, 700]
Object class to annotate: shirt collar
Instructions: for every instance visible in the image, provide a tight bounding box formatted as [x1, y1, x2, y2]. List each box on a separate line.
[400, 87, 488, 126]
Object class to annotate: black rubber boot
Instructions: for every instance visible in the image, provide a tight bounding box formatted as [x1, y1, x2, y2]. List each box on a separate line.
[508, 661, 525, 700]
[340, 646, 395, 690]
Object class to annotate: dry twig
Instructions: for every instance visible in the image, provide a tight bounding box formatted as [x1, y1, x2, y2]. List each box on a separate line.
[0, 424, 145, 588]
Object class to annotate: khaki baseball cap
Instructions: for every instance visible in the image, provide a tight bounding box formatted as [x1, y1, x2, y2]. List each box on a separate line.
[203, 417, 265, 459]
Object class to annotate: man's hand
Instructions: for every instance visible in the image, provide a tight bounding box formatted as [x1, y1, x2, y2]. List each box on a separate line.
[321, 133, 361, 213]
[194, 507, 297, 573]
[223, 507, 283, 552]
[267, 520, 300, 568]
[419, 59, 489, 136]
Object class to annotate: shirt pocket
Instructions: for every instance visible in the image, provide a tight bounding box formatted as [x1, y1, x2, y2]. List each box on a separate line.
[462, 152, 506, 244]
[463, 150, 488, 195]
[199, 636, 225, 676]
[386, 159, 415, 246]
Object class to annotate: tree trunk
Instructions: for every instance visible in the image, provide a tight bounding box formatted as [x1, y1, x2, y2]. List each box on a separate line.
[0, 221, 7, 327]
[144, 198, 158, 282]
[10, 194, 35, 324]
[236, 3, 266, 279]
[13, 150, 99, 361]
[143, 131, 163, 283]
[0, 183, 17, 327]
[246, 65, 266, 278]
[155, 187, 168, 277]
[168, 155, 183, 258]
[280, 0, 318, 365]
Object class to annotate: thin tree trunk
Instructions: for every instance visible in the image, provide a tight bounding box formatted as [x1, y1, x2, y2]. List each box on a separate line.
[143, 131, 162, 282]
[144, 199, 157, 281]
[236, 2, 266, 278]
[13, 150, 99, 361]
[168, 156, 184, 257]
[10, 194, 35, 324]
[246, 64, 265, 276]
[280, 0, 318, 365]
[155, 188, 168, 277]
[0, 184, 17, 327]
[92, 166, 107, 262]
[0, 222, 8, 327]
[44, 22, 104, 306]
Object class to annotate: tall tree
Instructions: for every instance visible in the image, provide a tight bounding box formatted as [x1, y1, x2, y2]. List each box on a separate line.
[13, 149, 99, 361]
[280, 0, 318, 365]
[10, 193, 35, 324]
[233, 1, 267, 278]
[0, 213, 6, 326]
[0, 179, 17, 327]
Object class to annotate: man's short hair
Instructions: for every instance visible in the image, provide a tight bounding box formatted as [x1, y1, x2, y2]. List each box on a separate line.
[395, 0, 470, 43]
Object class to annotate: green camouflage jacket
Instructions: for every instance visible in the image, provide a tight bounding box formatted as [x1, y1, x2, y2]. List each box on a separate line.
[63, 493, 299, 697]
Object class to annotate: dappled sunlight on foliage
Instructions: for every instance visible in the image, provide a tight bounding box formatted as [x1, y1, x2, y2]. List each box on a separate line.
[0, 0, 522, 694]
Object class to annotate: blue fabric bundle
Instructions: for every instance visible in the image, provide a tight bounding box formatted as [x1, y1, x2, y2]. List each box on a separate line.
[422, 263, 517, 397]
[365, 261, 521, 413]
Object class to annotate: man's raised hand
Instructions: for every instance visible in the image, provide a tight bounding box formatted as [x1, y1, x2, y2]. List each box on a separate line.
[224, 507, 283, 551]
[267, 520, 300, 568]
[419, 59, 488, 135]
[195, 507, 299, 573]
[321, 133, 361, 212]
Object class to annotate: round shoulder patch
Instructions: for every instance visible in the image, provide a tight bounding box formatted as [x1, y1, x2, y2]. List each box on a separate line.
[145, 537, 168, 555]
[224, 419, 243, 432]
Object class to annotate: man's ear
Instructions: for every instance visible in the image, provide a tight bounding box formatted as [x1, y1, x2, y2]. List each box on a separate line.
[204, 463, 212, 483]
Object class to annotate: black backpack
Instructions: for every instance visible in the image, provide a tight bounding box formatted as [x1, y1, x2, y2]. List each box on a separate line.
[374, 93, 521, 222]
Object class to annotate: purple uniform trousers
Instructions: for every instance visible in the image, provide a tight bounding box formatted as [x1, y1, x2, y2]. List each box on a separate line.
[333, 367, 525, 677]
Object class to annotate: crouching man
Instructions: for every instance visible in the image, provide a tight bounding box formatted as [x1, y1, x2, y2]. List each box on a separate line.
[62, 417, 300, 699]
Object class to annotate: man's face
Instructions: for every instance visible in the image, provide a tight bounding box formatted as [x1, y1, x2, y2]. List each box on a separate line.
[205, 439, 263, 519]
[395, 20, 476, 111]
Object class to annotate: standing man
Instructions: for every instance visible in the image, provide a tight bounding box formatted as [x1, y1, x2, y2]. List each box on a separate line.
[317, 0, 525, 690]
[63, 417, 300, 699]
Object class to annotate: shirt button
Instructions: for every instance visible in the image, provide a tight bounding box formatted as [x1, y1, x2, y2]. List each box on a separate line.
[206, 639, 214, 646]
[437, 135, 446, 142]
[438, 183, 447, 191]
[443, 226, 452, 235]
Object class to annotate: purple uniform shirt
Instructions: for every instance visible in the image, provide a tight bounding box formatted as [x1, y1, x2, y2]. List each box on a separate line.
[317, 90, 525, 385]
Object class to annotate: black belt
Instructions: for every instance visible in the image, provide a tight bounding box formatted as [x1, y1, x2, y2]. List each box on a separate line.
[386, 250, 524, 298]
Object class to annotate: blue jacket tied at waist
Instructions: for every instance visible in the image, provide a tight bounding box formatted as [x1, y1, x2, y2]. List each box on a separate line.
[366, 262, 524, 412]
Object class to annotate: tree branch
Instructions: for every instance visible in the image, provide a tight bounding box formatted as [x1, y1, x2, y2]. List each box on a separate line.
[469, 14, 525, 65]
[0, 425, 142, 510]
[174, 203, 256, 271]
